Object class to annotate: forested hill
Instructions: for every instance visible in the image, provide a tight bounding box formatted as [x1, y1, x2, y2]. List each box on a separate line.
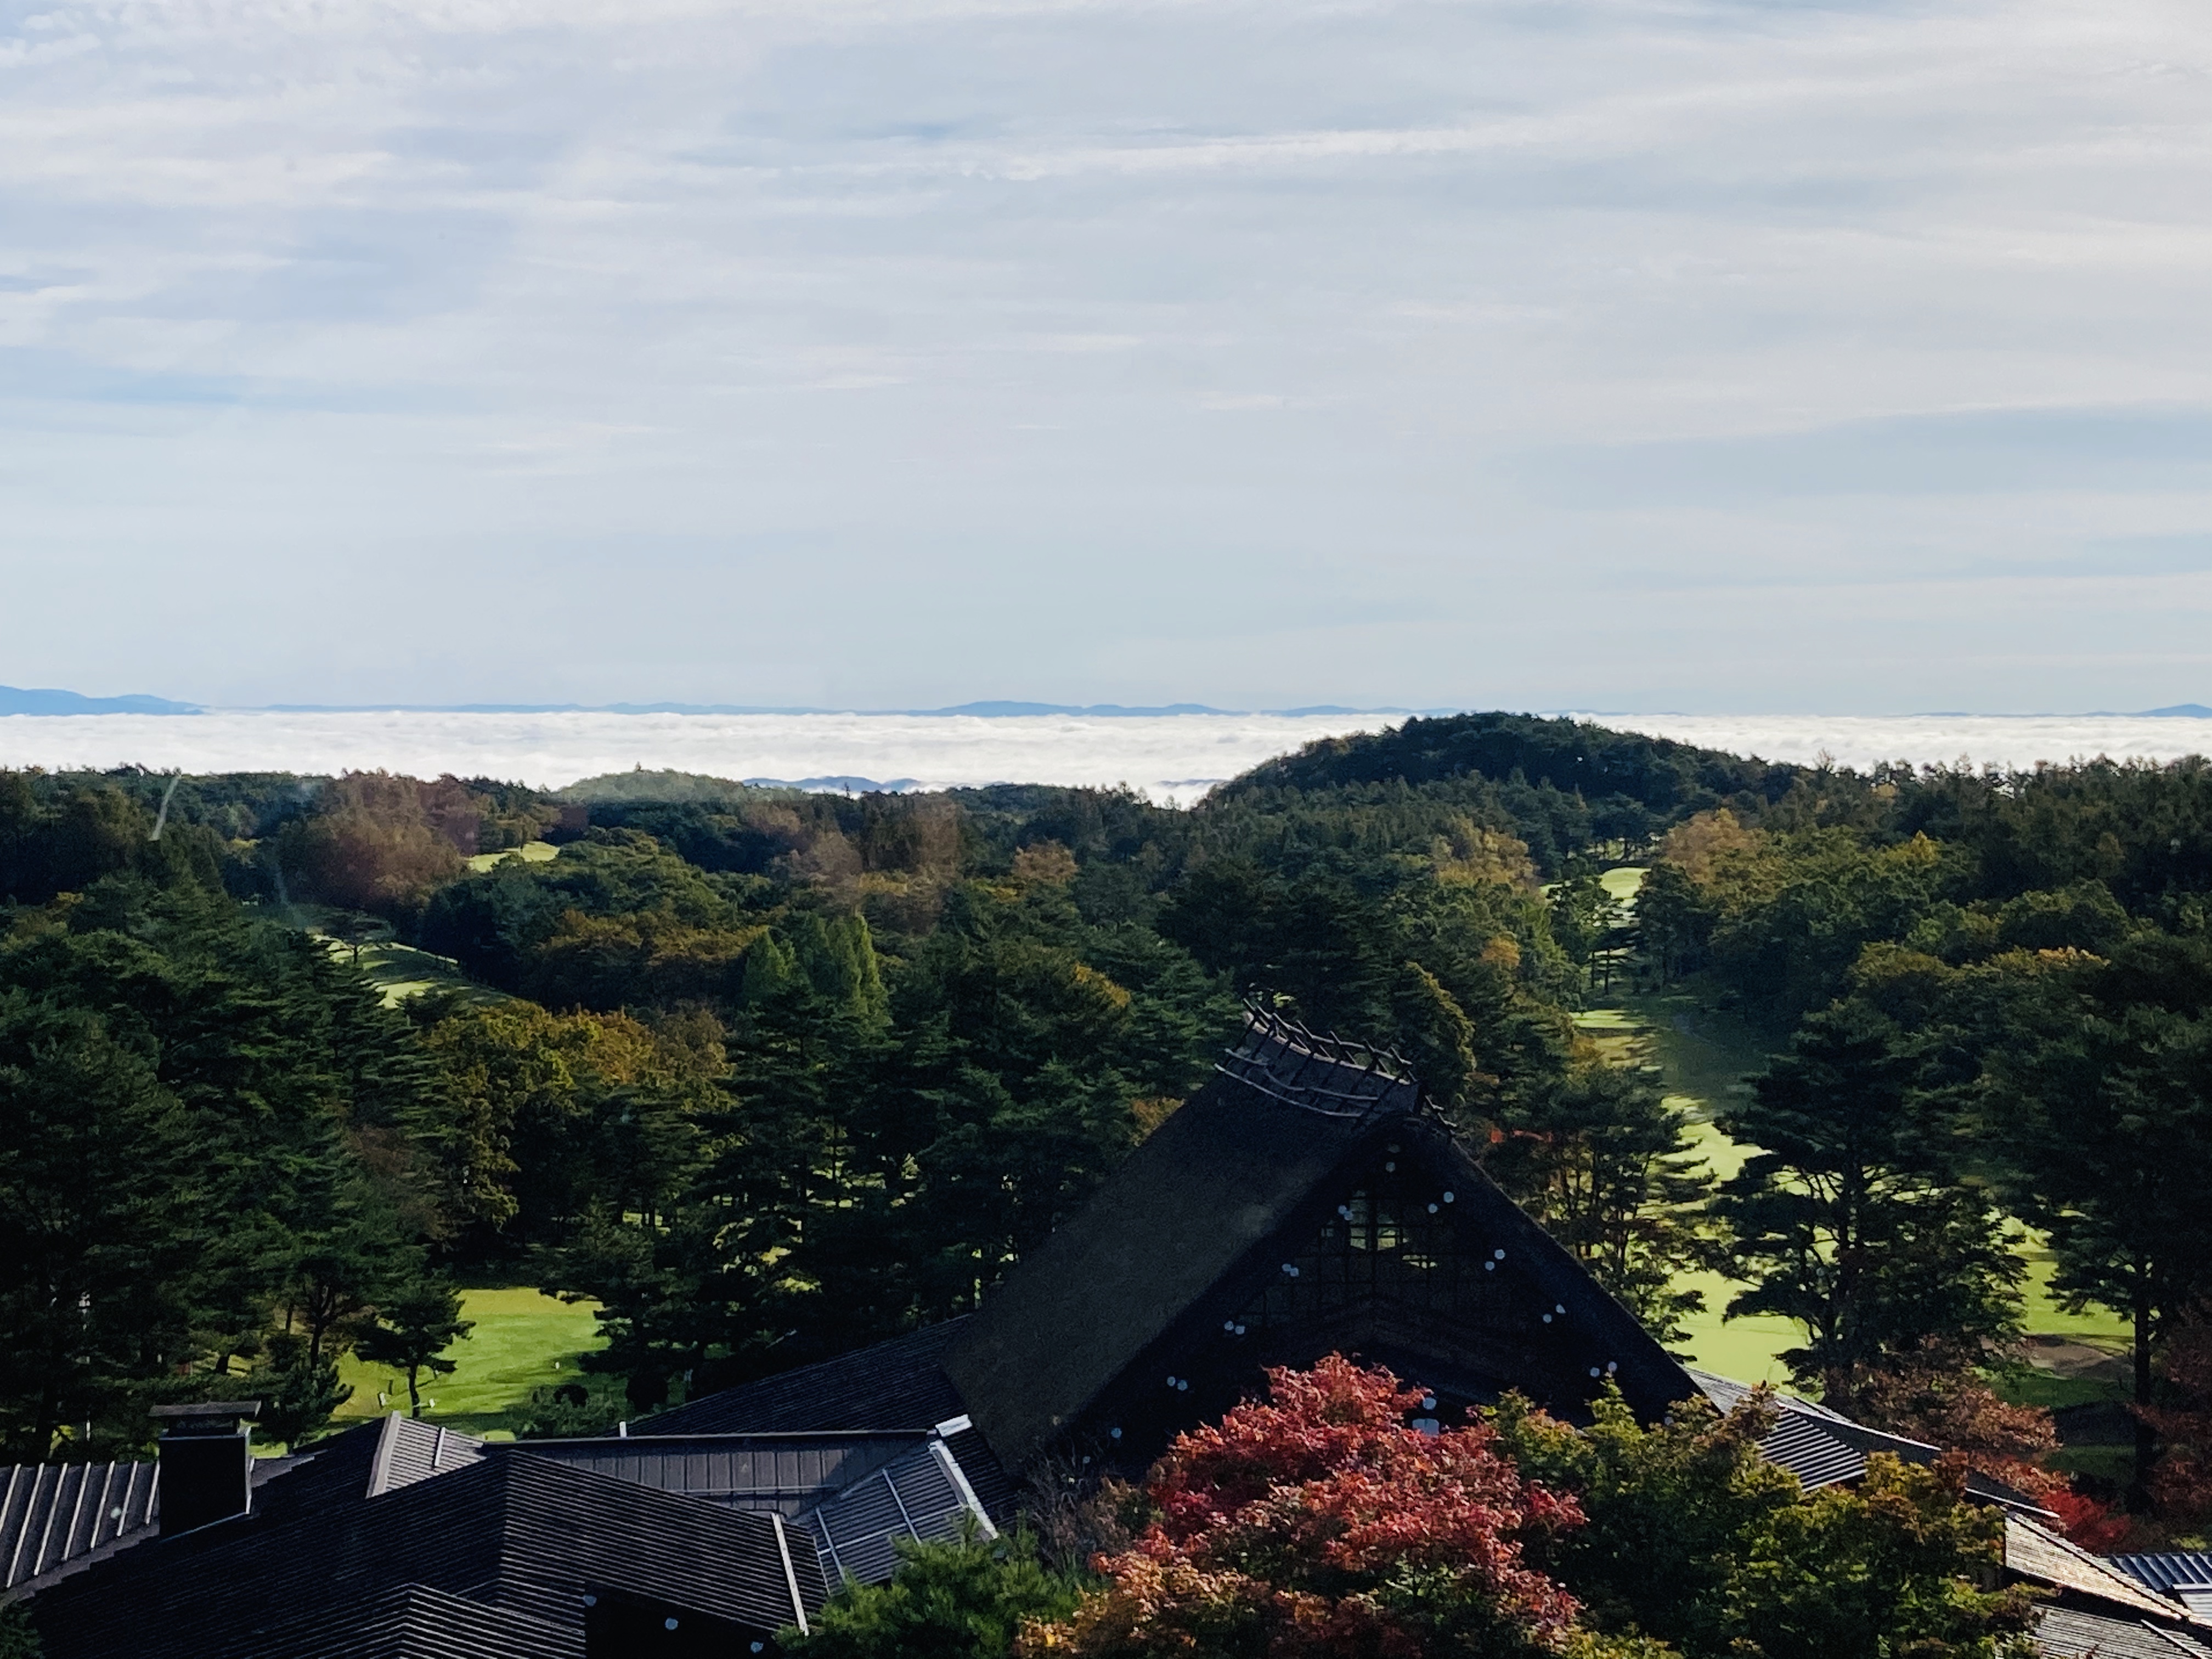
[1212, 716, 1814, 871]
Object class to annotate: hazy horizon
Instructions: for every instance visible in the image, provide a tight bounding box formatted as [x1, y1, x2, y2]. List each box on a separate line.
[9, 707, 2212, 797]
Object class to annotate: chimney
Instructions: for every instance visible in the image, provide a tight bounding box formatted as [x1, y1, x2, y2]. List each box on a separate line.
[151, 1401, 262, 1536]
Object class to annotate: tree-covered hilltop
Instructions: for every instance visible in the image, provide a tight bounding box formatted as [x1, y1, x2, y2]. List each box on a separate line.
[14, 718, 2212, 1544]
[1214, 711, 1812, 862]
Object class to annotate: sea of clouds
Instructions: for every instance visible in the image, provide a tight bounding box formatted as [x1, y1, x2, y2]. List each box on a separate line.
[4, 710, 2212, 800]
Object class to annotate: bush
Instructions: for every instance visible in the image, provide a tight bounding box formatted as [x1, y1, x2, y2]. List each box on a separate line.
[784, 1526, 1081, 1659]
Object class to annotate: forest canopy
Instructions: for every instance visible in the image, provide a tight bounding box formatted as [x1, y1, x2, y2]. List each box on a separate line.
[8, 713, 2212, 1545]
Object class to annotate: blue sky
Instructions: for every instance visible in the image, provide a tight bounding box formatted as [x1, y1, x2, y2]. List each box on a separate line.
[1, 0, 2205, 713]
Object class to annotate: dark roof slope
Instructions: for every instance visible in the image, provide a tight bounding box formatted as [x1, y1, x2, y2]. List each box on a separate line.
[944, 1011, 1694, 1466]
[1, 1459, 160, 1593]
[651, 1321, 970, 1435]
[222, 1585, 581, 1659]
[508, 1433, 927, 1514]
[942, 1031, 1384, 1463]
[498, 1431, 998, 1588]
[30, 1449, 824, 1658]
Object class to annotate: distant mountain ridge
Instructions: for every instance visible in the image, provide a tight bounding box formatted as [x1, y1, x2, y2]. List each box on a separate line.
[254, 699, 1447, 718]
[0, 685, 201, 716]
[10, 686, 2212, 719]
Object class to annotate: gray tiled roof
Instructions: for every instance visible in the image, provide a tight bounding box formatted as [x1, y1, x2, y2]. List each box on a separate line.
[503, 1427, 1000, 1587]
[510, 1432, 928, 1515]
[29, 1444, 826, 1659]
[366, 1414, 485, 1495]
[2033, 1605, 2212, 1658]
[1686, 1368, 1946, 1492]
[2007, 1516, 2198, 1623]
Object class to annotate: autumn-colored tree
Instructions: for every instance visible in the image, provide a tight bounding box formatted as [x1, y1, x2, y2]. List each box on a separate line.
[2136, 1317, 2212, 1536]
[1836, 1343, 2064, 1505]
[1012, 840, 1081, 887]
[1657, 809, 1763, 887]
[278, 772, 473, 918]
[1025, 1354, 1610, 1659]
[414, 997, 725, 1243]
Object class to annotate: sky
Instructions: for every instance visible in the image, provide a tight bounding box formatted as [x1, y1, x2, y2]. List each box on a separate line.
[1, 0, 2207, 714]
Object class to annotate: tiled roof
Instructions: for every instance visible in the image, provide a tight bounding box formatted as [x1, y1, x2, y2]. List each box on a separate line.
[365, 1414, 484, 1496]
[649, 1321, 971, 1436]
[28, 1448, 826, 1658]
[2034, 1605, 2212, 1658]
[221, 1584, 582, 1659]
[0, 1460, 159, 1592]
[509, 1432, 928, 1514]
[2008, 1517, 2199, 1623]
[503, 1427, 1001, 1587]
[802, 1437, 997, 1588]
[1687, 1368, 1949, 1492]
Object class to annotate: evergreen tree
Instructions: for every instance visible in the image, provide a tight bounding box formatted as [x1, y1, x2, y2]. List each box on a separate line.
[0, 996, 197, 1459]
[1497, 1065, 1713, 1345]
[1990, 936, 2212, 1504]
[356, 1278, 474, 1417]
[1714, 1004, 2021, 1400]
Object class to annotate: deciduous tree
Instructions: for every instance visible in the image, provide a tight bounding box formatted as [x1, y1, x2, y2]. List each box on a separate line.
[1029, 1354, 1597, 1659]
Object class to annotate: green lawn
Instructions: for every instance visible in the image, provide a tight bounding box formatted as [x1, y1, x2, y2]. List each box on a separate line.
[334, 1287, 609, 1440]
[270, 898, 507, 1008]
[466, 840, 560, 874]
[1572, 875, 2130, 1386]
[349, 937, 505, 1008]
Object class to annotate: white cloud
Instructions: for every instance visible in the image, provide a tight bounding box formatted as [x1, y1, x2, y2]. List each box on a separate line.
[0, 0, 2205, 713]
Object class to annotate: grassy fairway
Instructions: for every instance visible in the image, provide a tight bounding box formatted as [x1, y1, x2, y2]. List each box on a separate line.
[1575, 865, 2128, 1391]
[1573, 984, 1803, 1384]
[349, 936, 505, 1008]
[276, 898, 506, 1008]
[466, 840, 560, 874]
[334, 1287, 608, 1439]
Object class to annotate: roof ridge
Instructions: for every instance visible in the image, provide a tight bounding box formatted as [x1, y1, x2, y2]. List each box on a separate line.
[1216, 1004, 1425, 1121]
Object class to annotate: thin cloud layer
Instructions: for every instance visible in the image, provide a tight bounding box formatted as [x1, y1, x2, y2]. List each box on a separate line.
[1, 0, 2206, 711]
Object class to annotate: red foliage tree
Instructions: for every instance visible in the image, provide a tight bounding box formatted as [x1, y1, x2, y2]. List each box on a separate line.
[1026, 1354, 1601, 1658]
[2137, 1318, 2212, 1536]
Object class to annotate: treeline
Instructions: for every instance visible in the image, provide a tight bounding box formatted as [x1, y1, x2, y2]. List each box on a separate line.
[18, 714, 2212, 1539]
[0, 874, 464, 1457]
[0, 716, 1754, 1453]
[1627, 759, 2212, 1525]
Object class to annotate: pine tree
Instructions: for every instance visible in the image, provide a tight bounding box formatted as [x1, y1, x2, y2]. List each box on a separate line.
[356, 1278, 474, 1418]
[1714, 1004, 2021, 1398]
